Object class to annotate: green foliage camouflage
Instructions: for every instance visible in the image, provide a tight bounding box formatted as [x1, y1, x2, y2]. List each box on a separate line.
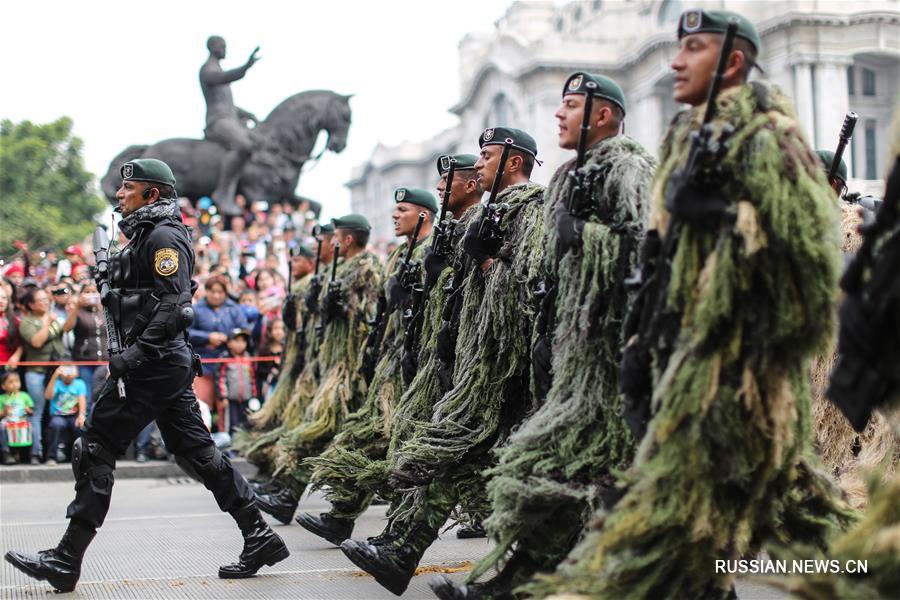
[472, 135, 656, 582]
[527, 82, 855, 599]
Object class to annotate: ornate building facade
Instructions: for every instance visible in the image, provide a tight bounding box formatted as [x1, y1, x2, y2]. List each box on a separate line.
[349, 0, 900, 244]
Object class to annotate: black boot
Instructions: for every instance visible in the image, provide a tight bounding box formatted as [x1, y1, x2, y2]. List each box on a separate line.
[340, 523, 438, 596]
[430, 549, 538, 600]
[219, 504, 290, 578]
[254, 488, 299, 525]
[4, 520, 96, 592]
[249, 479, 283, 495]
[455, 521, 486, 539]
[295, 512, 354, 546]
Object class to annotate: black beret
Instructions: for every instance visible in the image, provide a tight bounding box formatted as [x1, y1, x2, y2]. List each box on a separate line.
[120, 158, 176, 187]
[394, 187, 438, 214]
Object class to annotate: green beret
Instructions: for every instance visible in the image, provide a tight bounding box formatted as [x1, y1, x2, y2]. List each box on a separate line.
[563, 72, 627, 115]
[120, 158, 176, 187]
[678, 9, 761, 53]
[395, 187, 438, 214]
[295, 245, 315, 258]
[317, 223, 335, 235]
[331, 213, 371, 232]
[815, 150, 848, 184]
[436, 153, 479, 175]
[478, 127, 538, 158]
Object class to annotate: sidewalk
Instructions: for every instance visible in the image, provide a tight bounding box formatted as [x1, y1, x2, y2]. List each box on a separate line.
[0, 457, 254, 484]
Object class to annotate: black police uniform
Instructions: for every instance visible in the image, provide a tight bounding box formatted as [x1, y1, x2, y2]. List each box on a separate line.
[4, 182, 288, 592]
[68, 210, 255, 527]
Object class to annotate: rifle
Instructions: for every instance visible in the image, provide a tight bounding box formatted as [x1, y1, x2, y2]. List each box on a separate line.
[566, 80, 598, 217]
[318, 242, 341, 344]
[829, 112, 858, 186]
[476, 138, 514, 246]
[282, 246, 298, 332]
[290, 232, 324, 378]
[432, 158, 457, 259]
[91, 226, 126, 400]
[620, 20, 739, 438]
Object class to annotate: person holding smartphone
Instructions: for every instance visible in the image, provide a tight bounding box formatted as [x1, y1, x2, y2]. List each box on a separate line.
[67, 283, 107, 408]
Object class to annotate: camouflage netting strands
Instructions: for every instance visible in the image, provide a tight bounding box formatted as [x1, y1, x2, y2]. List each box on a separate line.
[305, 240, 427, 515]
[391, 182, 545, 520]
[238, 275, 324, 471]
[473, 136, 655, 581]
[810, 205, 898, 509]
[232, 276, 311, 458]
[273, 251, 382, 488]
[528, 82, 854, 599]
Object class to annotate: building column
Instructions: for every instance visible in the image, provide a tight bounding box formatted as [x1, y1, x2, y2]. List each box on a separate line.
[792, 62, 816, 147]
[628, 92, 662, 156]
[814, 60, 851, 156]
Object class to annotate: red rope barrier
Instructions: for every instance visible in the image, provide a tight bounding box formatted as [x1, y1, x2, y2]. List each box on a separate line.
[0, 356, 280, 367]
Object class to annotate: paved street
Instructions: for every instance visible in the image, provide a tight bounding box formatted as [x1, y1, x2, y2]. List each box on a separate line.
[0, 475, 786, 599]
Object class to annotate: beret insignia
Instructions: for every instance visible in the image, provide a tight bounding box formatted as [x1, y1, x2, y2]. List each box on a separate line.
[396, 189, 406, 202]
[683, 10, 702, 32]
[482, 128, 494, 142]
[123, 163, 133, 178]
[568, 74, 583, 90]
[154, 248, 179, 277]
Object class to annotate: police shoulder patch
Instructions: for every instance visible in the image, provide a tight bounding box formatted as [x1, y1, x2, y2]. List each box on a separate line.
[154, 248, 179, 276]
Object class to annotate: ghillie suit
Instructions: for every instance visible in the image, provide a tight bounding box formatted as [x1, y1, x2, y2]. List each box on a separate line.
[459, 136, 656, 594]
[260, 251, 381, 513]
[528, 82, 855, 599]
[232, 274, 311, 469]
[772, 112, 900, 600]
[810, 204, 899, 508]
[303, 238, 428, 523]
[236, 273, 326, 474]
[347, 181, 545, 594]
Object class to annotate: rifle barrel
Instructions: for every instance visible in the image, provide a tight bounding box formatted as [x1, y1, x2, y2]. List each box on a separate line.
[702, 20, 739, 126]
[829, 111, 858, 185]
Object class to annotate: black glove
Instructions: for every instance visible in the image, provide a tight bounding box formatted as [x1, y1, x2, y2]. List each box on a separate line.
[463, 221, 501, 264]
[400, 351, 417, 386]
[663, 168, 729, 225]
[619, 338, 653, 438]
[108, 354, 128, 379]
[555, 205, 586, 255]
[305, 279, 321, 313]
[531, 334, 553, 400]
[386, 275, 410, 311]
[361, 347, 377, 385]
[324, 282, 347, 321]
[282, 295, 297, 331]
[423, 248, 448, 291]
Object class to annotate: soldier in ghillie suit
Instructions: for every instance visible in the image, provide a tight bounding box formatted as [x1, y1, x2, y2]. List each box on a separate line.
[297, 188, 436, 544]
[807, 151, 898, 508]
[431, 74, 656, 600]
[255, 215, 382, 524]
[526, 10, 853, 599]
[772, 113, 900, 600]
[340, 128, 546, 596]
[236, 226, 335, 481]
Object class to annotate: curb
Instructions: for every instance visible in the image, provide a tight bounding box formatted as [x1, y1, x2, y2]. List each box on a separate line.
[0, 457, 255, 484]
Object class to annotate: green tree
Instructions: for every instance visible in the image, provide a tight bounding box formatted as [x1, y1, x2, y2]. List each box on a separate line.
[0, 117, 106, 258]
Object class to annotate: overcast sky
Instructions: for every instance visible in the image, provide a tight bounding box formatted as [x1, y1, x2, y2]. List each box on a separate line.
[2, 0, 515, 220]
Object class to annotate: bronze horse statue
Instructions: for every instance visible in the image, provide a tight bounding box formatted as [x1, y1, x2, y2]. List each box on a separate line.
[101, 90, 352, 215]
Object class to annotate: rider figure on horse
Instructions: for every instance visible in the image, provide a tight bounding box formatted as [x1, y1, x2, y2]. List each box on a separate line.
[200, 35, 260, 215]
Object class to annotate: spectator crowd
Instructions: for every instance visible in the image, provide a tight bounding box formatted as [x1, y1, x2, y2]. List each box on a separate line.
[0, 193, 341, 465]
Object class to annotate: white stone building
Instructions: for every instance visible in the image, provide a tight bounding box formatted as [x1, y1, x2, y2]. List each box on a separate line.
[348, 0, 900, 244]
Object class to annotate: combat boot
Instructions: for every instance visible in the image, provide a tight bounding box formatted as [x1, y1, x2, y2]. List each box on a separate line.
[295, 512, 354, 546]
[4, 520, 96, 592]
[455, 521, 486, 539]
[219, 504, 290, 578]
[340, 522, 438, 596]
[254, 488, 299, 525]
[430, 549, 539, 600]
[249, 478, 283, 495]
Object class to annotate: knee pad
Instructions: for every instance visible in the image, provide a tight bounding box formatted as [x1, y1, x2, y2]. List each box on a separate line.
[72, 437, 116, 495]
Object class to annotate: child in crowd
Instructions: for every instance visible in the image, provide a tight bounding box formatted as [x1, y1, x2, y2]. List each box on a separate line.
[0, 371, 34, 465]
[216, 329, 257, 435]
[44, 365, 87, 465]
[257, 318, 285, 401]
